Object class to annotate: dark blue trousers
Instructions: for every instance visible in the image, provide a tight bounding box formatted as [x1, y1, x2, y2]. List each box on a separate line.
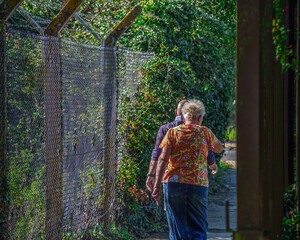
[164, 182, 208, 240]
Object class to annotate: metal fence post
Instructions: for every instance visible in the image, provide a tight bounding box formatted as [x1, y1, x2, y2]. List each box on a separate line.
[43, 1, 85, 239]
[101, 47, 117, 226]
[43, 36, 63, 240]
[101, 5, 142, 226]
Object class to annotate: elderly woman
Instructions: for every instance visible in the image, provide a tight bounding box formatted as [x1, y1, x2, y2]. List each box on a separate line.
[152, 99, 223, 240]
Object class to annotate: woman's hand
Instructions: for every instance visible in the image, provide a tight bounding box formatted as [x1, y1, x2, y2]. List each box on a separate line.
[209, 163, 218, 175]
[152, 187, 162, 206]
[211, 165, 218, 175]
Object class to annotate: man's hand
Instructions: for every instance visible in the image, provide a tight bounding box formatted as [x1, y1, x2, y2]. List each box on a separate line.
[146, 176, 155, 192]
[146, 160, 158, 191]
[152, 187, 162, 206]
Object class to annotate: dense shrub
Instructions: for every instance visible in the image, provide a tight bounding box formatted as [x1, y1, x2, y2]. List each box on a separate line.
[116, 0, 236, 237]
[282, 184, 299, 239]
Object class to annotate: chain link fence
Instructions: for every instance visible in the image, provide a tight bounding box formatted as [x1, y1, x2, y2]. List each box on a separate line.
[3, 28, 153, 239]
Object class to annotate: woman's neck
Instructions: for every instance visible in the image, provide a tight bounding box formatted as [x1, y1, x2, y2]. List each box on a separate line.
[185, 120, 200, 125]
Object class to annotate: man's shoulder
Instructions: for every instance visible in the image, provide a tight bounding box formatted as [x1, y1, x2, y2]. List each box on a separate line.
[162, 120, 183, 130]
[161, 120, 183, 131]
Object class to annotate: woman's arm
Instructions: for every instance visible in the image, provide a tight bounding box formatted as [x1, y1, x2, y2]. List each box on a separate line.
[213, 140, 223, 153]
[152, 147, 171, 206]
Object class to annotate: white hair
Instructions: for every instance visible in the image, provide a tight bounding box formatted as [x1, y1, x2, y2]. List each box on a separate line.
[181, 99, 205, 120]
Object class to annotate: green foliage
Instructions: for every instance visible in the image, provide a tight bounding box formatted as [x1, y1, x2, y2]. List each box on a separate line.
[219, 161, 231, 170]
[225, 127, 236, 141]
[273, 0, 299, 76]
[282, 184, 299, 239]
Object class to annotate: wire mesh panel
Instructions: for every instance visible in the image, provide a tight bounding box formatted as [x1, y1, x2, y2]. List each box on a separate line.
[4, 27, 154, 239]
[118, 48, 155, 99]
[6, 29, 46, 239]
[60, 40, 107, 236]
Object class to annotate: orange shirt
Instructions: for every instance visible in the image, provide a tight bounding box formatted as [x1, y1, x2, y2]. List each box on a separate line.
[159, 124, 219, 187]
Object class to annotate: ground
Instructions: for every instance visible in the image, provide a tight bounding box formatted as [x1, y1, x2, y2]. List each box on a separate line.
[144, 142, 237, 240]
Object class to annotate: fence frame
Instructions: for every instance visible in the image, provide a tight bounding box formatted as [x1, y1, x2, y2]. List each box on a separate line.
[0, 1, 143, 238]
[43, 1, 85, 239]
[101, 5, 142, 226]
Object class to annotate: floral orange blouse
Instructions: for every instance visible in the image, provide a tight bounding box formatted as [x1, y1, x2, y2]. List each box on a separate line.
[159, 124, 219, 187]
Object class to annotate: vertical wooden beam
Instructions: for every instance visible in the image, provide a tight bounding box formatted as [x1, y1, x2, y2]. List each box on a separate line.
[236, 0, 261, 237]
[0, 1, 24, 238]
[43, 0, 85, 239]
[286, 0, 296, 186]
[297, 0, 300, 206]
[101, 5, 142, 226]
[235, 0, 288, 239]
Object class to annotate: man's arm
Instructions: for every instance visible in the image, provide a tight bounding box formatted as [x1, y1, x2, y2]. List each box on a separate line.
[146, 126, 165, 192]
[150, 126, 165, 161]
[146, 160, 157, 192]
[152, 147, 171, 206]
[207, 150, 215, 165]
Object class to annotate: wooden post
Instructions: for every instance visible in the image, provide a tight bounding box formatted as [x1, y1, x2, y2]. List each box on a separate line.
[0, 1, 24, 238]
[61, 0, 102, 44]
[101, 5, 142, 226]
[103, 5, 142, 47]
[286, 0, 296, 187]
[43, 1, 84, 239]
[225, 201, 230, 232]
[44, 0, 85, 37]
[235, 0, 288, 239]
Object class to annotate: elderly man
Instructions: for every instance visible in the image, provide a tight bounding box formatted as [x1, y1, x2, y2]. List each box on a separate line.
[146, 100, 217, 192]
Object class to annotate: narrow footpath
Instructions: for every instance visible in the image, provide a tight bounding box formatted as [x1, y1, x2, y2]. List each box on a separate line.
[207, 141, 236, 239]
[145, 142, 237, 240]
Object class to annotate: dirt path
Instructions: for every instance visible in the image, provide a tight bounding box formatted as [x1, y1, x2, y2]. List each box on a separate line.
[145, 142, 237, 240]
